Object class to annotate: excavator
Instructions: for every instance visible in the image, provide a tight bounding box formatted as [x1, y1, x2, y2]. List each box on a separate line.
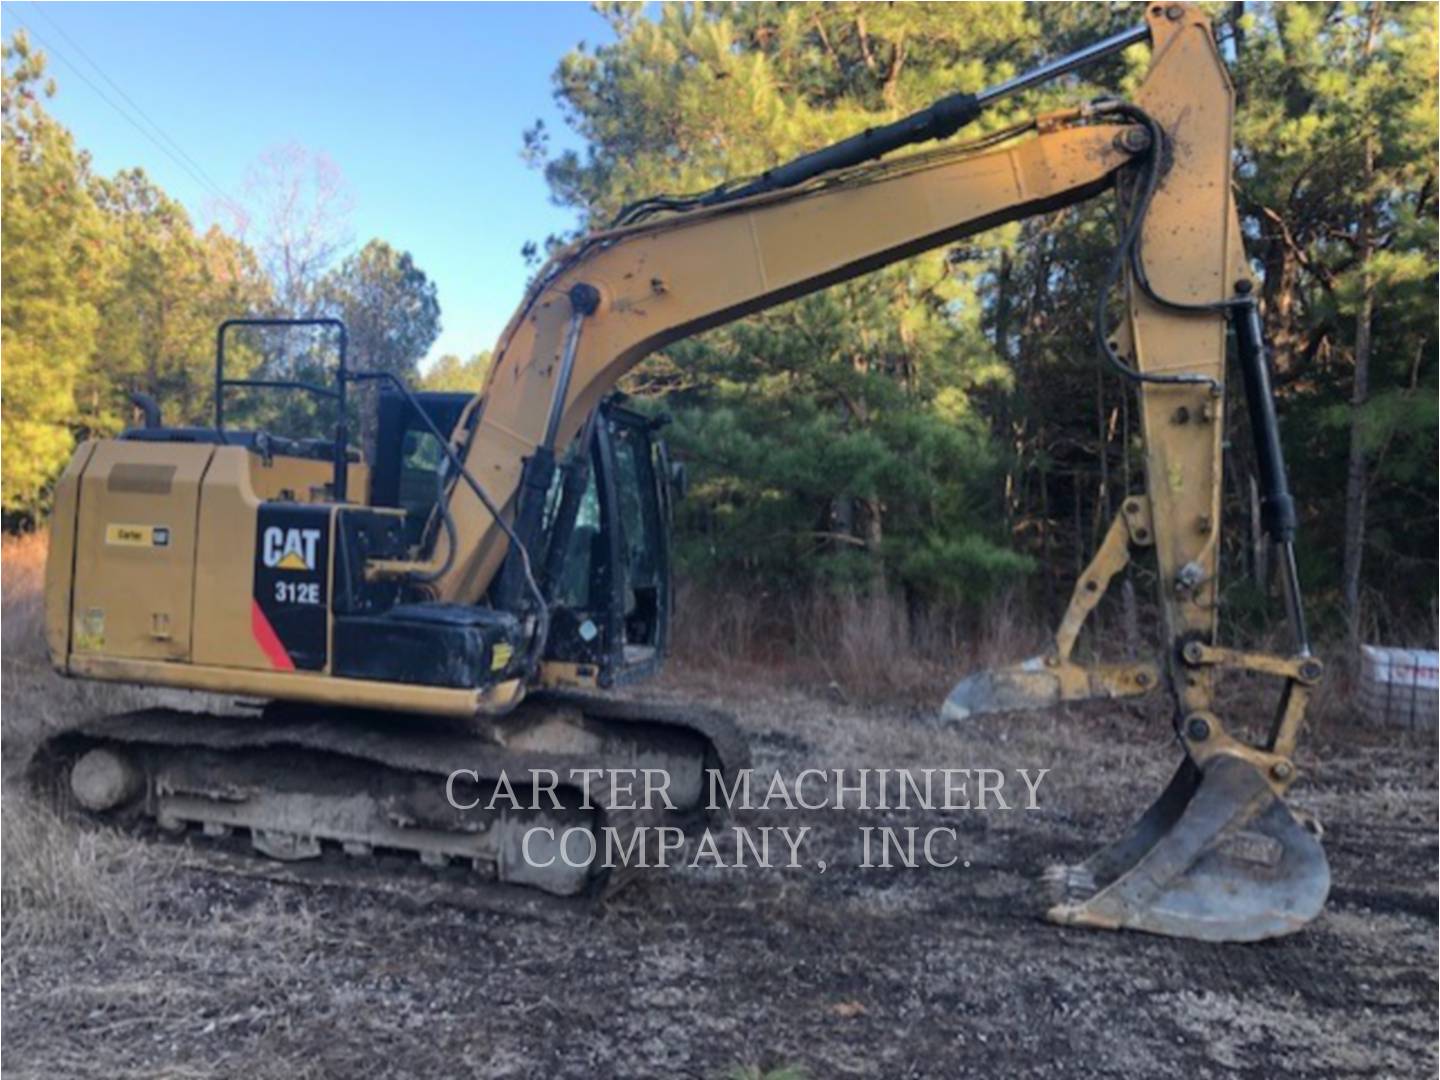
[39, 4, 1329, 941]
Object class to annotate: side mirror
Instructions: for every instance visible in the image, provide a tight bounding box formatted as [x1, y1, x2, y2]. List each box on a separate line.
[669, 460, 688, 500]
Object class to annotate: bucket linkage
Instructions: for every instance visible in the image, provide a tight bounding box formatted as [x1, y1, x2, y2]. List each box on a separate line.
[943, 497, 1330, 943]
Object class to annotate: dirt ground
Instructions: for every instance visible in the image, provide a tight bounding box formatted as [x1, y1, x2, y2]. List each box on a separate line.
[3, 538, 1437, 1079]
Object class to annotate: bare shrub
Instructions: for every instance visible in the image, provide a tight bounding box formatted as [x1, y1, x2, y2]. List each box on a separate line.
[670, 579, 1052, 704]
[671, 578, 778, 668]
[792, 588, 930, 698]
[2, 530, 48, 666]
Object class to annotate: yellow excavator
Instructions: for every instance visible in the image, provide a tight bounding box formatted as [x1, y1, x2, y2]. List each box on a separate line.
[40, 4, 1328, 941]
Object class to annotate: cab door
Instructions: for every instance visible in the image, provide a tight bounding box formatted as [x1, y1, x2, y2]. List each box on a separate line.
[607, 405, 671, 675]
[539, 399, 672, 686]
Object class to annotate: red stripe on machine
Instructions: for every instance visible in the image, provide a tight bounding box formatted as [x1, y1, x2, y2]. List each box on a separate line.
[251, 599, 296, 671]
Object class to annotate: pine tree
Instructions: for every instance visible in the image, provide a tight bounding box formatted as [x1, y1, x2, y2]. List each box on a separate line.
[1, 32, 106, 516]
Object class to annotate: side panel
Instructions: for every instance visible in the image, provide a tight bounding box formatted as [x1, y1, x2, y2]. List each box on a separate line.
[44, 440, 99, 667]
[70, 441, 214, 662]
[192, 448, 287, 671]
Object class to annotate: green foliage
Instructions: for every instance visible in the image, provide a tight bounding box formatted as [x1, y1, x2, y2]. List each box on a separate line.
[421, 351, 492, 393]
[318, 239, 440, 382]
[89, 168, 271, 433]
[2, 32, 105, 514]
[1233, 1, 1438, 629]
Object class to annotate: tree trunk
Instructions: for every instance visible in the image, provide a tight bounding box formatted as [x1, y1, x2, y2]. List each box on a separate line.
[859, 497, 885, 594]
[1248, 474, 1269, 589]
[1341, 5, 1383, 645]
[1341, 257, 1374, 640]
[1122, 575, 1140, 656]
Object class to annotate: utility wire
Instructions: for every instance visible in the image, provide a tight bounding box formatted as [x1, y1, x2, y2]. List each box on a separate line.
[21, 0, 236, 210]
[1, 3, 242, 215]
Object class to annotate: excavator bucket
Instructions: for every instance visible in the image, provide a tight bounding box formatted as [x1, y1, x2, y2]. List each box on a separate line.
[942, 658, 1157, 722]
[942, 658, 1068, 721]
[1042, 755, 1329, 942]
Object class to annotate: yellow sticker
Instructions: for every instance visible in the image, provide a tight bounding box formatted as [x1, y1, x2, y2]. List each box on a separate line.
[74, 608, 105, 651]
[491, 643, 515, 671]
[105, 524, 170, 548]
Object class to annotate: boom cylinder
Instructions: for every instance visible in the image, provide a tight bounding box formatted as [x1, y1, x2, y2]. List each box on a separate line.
[713, 23, 1149, 203]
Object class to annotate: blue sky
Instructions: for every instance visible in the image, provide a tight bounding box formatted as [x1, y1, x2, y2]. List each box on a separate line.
[2, 1, 613, 368]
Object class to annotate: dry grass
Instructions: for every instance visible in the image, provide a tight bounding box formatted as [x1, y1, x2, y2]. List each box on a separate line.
[726, 1067, 809, 1080]
[670, 579, 1049, 705]
[1, 533, 175, 949]
[1, 794, 165, 948]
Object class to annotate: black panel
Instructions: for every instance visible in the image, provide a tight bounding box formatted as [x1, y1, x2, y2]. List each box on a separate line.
[332, 604, 522, 689]
[253, 505, 331, 671]
[332, 508, 406, 616]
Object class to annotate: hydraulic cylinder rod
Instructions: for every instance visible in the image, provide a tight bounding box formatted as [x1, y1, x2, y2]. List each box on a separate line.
[1232, 283, 1311, 656]
[713, 23, 1149, 203]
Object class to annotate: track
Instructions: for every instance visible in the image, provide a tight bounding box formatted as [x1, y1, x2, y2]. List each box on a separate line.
[30, 690, 749, 899]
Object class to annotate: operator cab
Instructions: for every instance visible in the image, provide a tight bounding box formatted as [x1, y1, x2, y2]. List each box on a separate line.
[368, 389, 675, 688]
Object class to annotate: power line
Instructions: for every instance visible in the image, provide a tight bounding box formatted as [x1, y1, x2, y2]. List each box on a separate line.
[22, 1, 237, 206]
[1, 2, 243, 215]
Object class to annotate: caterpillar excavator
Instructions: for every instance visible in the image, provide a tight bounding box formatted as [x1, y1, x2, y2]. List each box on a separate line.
[39, 4, 1329, 941]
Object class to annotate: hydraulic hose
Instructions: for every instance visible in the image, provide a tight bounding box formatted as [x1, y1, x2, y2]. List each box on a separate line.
[349, 370, 551, 674]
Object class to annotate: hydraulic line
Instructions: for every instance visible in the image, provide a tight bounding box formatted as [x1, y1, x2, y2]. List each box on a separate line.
[350, 370, 552, 672]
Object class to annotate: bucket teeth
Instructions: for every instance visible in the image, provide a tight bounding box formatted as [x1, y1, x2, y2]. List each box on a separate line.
[1041, 863, 1096, 900]
[1045, 756, 1330, 942]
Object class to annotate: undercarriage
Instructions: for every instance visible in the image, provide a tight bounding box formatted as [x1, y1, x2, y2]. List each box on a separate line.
[33, 692, 747, 899]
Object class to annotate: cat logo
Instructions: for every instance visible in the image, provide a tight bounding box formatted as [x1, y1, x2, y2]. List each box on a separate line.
[262, 526, 323, 572]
